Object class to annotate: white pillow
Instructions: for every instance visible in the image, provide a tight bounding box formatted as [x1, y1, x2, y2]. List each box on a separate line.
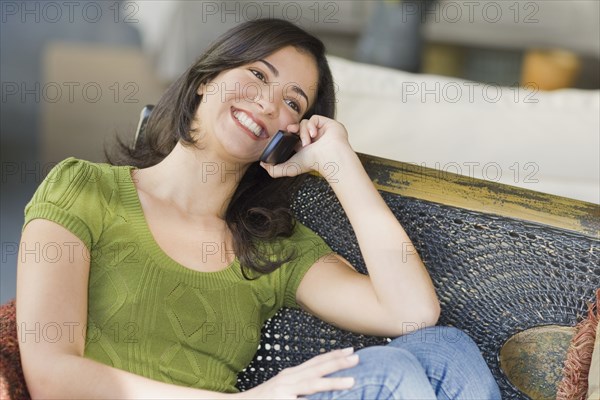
[327, 54, 600, 204]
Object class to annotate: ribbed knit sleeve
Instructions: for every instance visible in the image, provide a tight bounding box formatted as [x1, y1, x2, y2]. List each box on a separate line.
[22, 157, 106, 251]
[281, 221, 334, 309]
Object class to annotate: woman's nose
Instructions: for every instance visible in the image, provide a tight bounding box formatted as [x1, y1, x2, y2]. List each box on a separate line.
[252, 88, 278, 117]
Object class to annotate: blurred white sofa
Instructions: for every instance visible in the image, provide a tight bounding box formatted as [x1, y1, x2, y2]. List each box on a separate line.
[327, 54, 599, 204]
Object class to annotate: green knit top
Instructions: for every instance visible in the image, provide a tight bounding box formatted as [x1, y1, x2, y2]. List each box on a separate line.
[22, 157, 333, 393]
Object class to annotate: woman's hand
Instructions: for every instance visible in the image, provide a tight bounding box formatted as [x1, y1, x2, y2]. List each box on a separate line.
[235, 347, 358, 399]
[260, 115, 352, 179]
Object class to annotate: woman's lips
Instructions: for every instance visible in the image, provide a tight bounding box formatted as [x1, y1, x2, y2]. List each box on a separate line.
[230, 107, 268, 140]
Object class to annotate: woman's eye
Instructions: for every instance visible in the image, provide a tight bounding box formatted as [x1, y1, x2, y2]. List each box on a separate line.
[286, 99, 301, 113]
[250, 69, 267, 83]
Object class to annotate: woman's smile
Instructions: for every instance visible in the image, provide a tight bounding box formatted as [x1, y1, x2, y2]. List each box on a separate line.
[230, 106, 269, 140]
[192, 45, 318, 163]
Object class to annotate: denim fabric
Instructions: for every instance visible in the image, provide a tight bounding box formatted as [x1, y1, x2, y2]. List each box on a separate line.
[307, 326, 501, 400]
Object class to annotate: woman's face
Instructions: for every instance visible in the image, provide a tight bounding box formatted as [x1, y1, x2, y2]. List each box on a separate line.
[193, 45, 319, 163]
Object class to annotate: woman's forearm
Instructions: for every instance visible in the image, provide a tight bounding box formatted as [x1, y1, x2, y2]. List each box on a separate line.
[26, 353, 234, 400]
[320, 147, 440, 326]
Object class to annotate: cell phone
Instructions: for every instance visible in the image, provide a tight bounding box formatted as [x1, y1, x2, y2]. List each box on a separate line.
[259, 130, 300, 164]
[133, 104, 154, 149]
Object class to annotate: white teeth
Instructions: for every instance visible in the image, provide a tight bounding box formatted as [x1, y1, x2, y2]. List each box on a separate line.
[233, 110, 263, 137]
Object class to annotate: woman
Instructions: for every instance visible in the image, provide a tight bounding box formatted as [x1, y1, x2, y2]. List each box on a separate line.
[16, 18, 501, 399]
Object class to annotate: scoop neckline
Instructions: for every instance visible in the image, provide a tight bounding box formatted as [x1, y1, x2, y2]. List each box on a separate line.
[116, 164, 243, 284]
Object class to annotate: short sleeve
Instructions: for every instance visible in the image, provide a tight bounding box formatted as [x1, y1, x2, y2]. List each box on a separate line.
[279, 220, 334, 309]
[22, 157, 105, 251]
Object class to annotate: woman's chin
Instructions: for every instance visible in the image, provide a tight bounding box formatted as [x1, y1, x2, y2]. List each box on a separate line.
[220, 148, 260, 166]
[219, 139, 262, 163]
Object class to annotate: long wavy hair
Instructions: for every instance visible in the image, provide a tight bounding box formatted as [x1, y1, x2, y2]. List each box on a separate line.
[104, 18, 336, 278]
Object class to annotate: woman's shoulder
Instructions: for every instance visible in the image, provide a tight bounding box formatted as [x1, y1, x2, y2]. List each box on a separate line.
[25, 156, 131, 220]
[23, 157, 126, 249]
[288, 219, 329, 245]
[45, 156, 122, 177]
[40, 157, 129, 193]
[270, 219, 333, 262]
[264, 218, 334, 310]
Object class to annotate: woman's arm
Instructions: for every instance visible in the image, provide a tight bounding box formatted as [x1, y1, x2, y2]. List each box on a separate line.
[262, 116, 440, 336]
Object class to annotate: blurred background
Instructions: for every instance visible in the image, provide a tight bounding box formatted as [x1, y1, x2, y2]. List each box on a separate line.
[1, 0, 599, 303]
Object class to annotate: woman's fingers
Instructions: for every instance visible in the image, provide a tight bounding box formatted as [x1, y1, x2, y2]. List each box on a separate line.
[287, 114, 345, 149]
[298, 120, 311, 147]
[243, 347, 359, 399]
[281, 348, 359, 389]
[260, 160, 305, 178]
[307, 119, 318, 139]
[287, 120, 315, 147]
[292, 352, 359, 381]
[278, 357, 357, 397]
[261, 115, 347, 178]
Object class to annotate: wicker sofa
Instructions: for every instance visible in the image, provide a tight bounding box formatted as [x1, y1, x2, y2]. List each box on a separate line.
[233, 154, 600, 399]
[1, 145, 598, 398]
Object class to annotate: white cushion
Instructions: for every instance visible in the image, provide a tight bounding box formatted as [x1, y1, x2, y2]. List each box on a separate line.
[327, 54, 600, 204]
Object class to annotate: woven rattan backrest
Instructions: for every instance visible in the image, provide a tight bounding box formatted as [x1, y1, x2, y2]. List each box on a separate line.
[235, 154, 599, 398]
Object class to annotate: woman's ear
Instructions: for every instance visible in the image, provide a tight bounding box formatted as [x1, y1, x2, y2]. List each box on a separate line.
[197, 83, 205, 96]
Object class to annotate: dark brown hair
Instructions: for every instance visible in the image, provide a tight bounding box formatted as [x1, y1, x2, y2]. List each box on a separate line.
[104, 18, 336, 278]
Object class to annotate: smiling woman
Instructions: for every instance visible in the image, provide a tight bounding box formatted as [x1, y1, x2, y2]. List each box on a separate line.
[105, 20, 335, 278]
[16, 18, 500, 399]
[194, 46, 317, 152]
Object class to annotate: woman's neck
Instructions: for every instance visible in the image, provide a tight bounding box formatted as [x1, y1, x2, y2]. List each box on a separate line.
[133, 141, 251, 221]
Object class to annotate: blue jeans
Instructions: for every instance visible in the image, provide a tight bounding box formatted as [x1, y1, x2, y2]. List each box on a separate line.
[307, 326, 501, 400]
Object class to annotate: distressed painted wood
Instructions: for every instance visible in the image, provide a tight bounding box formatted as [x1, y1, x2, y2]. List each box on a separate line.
[310, 152, 599, 237]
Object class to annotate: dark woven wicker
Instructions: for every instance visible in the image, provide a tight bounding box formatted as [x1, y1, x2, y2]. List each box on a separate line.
[235, 173, 600, 399]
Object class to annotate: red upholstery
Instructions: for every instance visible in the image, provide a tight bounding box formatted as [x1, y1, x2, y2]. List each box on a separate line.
[0, 300, 30, 400]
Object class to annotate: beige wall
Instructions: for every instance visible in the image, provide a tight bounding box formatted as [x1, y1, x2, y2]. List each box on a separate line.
[41, 42, 167, 164]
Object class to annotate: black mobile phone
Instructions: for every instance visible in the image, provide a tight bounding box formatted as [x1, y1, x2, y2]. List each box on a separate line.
[259, 130, 300, 164]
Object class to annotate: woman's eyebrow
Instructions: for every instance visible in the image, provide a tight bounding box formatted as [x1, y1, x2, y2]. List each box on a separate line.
[258, 59, 309, 108]
[258, 59, 279, 77]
